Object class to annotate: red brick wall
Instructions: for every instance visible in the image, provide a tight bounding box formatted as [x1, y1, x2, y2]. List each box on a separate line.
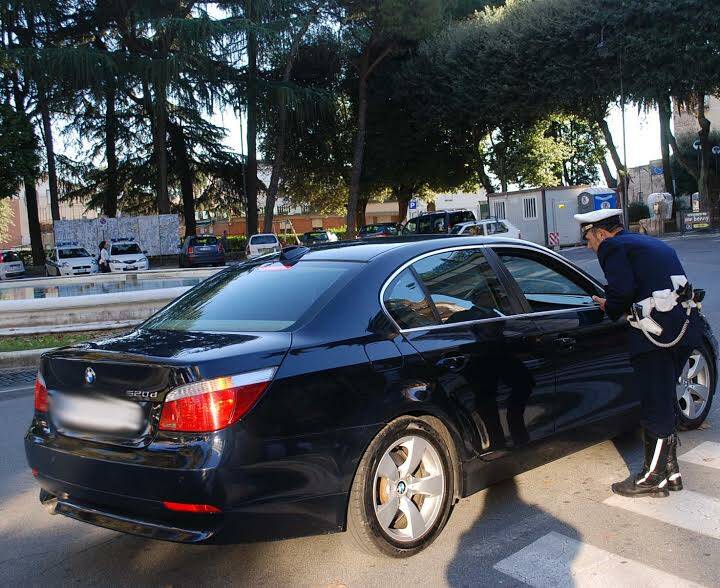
[206, 215, 347, 237]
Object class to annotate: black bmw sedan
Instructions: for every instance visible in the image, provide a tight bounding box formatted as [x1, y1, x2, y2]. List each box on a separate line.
[26, 237, 717, 557]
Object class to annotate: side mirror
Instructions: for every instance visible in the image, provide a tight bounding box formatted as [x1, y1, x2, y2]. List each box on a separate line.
[143, 250, 148, 255]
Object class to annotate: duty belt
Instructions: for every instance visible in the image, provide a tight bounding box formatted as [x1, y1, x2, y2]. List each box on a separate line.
[627, 275, 705, 348]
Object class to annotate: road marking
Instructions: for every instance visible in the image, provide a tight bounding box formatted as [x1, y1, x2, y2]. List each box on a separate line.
[493, 531, 704, 587]
[679, 441, 720, 470]
[604, 490, 720, 540]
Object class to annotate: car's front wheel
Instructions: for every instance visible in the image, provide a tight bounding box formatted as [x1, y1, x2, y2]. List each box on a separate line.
[347, 418, 455, 558]
[677, 343, 716, 430]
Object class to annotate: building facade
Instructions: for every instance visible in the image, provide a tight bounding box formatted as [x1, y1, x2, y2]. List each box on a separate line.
[673, 96, 720, 137]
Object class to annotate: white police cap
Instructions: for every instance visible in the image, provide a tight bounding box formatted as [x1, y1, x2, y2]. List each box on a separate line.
[574, 208, 623, 235]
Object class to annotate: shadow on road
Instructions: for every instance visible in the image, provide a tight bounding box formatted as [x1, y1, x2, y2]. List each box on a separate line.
[445, 477, 582, 587]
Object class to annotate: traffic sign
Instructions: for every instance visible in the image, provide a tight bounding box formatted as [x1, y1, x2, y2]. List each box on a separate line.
[409, 199, 417, 210]
[712, 146, 720, 156]
[693, 139, 701, 151]
[548, 232, 560, 249]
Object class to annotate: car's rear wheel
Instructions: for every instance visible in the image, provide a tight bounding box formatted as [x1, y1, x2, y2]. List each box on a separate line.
[677, 343, 716, 430]
[347, 418, 454, 558]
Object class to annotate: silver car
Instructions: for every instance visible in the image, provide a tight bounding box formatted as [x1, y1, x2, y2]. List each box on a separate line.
[0, 250, 25, 280]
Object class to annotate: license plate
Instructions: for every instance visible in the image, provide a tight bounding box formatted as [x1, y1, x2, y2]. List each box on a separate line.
[259, 248, 273, 254]
[76, 269, 89, 274]
[51, 393, 144, 435]
[123, 267, 137, 271]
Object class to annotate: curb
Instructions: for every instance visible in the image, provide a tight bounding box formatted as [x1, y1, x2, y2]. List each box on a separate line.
[0, 347, 54, 370]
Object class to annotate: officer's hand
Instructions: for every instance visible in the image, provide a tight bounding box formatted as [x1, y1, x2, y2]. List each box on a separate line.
[592, 295, 606, 311]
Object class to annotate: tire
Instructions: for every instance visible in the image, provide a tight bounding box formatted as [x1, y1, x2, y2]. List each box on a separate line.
[346, 417, 455, 558]
[677, 343, 716, 430]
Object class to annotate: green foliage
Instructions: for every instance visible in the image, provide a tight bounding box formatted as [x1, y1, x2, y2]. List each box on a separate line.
[0, 105, 40, 199]
[0, 199, 14, 243]
[628, 201, 651, 223]
[670, 131, 720, 197]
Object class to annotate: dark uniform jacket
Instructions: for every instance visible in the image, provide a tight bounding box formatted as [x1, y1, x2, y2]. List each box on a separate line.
[597, 230, 701, 356]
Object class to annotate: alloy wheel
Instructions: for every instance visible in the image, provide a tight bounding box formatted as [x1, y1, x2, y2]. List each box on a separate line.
[677, 350, 711, 420]
[372, 435, 446, 543]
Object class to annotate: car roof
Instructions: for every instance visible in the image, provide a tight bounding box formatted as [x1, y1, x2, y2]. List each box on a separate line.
[250, 233, 278, 238]
[297, 235, 544, 262]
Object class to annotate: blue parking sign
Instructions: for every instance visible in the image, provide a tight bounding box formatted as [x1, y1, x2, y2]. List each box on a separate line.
[409, 199, 417, 210]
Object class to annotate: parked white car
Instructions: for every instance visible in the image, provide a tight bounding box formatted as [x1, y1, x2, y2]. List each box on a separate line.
[246, 233, 281, 259]
[0, 250, 25, 280]
[46, 242, 99, 276]
[109, 238, 150, 272]
[450, 219, 522, 239]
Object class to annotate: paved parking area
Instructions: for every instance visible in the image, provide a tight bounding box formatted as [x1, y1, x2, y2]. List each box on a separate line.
[1, 234, 719, 587]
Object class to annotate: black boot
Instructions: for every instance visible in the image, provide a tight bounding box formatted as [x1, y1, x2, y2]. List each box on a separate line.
[611, 430, 671, 497]
[666, 433, 683, 491]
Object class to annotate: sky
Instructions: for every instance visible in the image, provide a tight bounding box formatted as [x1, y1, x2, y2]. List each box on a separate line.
[606, 103, 661, 168]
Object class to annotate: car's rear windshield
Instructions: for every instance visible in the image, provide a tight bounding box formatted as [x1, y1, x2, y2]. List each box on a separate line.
[142, 260, 359, 333]
[250, 235, 277, 245]
[58, 247, 90, 259]
[111, 243, 142, 255]
[0, 251, 20, 262]
[306, 232, 328, 240]
[191, 236, 218, 246]
[450, 225, 464, 235]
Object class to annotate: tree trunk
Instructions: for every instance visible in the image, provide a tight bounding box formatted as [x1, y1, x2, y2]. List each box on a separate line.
[153, 81, 170, 214]
[347, 59, 370, 238]
[24, 177, 44, 266]
[104, 82, 119, 217]
[477, 154, 495, 194]
[263, 12, 315, 234]
[658, 95, 674, 195]
[245, 0, 259, 236]
[168, 122, 196, 237]
[696, 93, 713, 218]
[600, 158, 618, 189]
[598, 116, 627, 207]
[39, 97, 60, 221]
[394, 185, 412, 222]
[356, 197, 369, 230]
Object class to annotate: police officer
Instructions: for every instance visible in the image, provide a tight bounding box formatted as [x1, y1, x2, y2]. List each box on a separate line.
[574, 208, 702, 498]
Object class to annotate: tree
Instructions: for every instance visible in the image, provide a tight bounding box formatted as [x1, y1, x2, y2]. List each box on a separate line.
[337, 0, 452, 236]
[0, 103, 40, 199]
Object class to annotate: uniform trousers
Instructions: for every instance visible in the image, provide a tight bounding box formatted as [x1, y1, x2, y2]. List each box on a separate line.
[631, 345, 694, 438]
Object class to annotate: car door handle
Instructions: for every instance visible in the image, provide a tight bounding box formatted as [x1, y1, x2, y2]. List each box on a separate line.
[553, 337, 576, 352]
[436, 356, 466, 370]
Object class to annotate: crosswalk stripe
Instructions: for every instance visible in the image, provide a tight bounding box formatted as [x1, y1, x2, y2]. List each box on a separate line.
[604, 490, 720, 540]
[493, 531, 704, 587]
[679, 441, 720, 470]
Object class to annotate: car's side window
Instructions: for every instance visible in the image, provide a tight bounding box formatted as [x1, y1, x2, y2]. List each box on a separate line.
[383, 268, 438, 329]
[412, 249, 512, 324]
[495, 222, 509, 234]
[496, 250, 597, 313]
[403, 219, 417, 235]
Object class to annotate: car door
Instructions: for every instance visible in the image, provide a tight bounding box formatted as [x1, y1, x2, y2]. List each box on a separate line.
[490, 245, 636, 433]
[382, 246, 556, 460]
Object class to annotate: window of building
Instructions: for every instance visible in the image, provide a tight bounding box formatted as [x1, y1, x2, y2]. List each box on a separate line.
[523, 197, 538, 219]
[493, 201, 506, 219]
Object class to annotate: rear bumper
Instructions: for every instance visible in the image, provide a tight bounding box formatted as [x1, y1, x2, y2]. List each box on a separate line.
[186, 254, 225, 266]
[25, 422, 378, 543]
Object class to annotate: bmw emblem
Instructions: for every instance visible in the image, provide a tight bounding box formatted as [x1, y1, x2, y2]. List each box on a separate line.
[85, 367, 96, 385]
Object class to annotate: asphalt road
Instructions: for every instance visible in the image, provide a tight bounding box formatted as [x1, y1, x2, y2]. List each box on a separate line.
[2, 234, 720, 587]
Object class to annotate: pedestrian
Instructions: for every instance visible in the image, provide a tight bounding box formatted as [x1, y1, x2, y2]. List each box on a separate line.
[98, 240, 110, 273]
[221, 229, 229, 252]
[575, 208, 703, 497]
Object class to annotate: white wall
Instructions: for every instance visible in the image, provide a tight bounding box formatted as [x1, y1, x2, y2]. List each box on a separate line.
[489, 190, 545, 245]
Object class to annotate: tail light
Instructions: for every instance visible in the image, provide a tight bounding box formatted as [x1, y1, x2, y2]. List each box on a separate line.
[187, 246, 194, 255]
[163, 501, 221, 513]
[217, 243, 224, 253]
[34, 373, 48, 412]
[158, 367, 277, 433]
[245, 245, 250, 256]
[0, 252, 4, 263]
